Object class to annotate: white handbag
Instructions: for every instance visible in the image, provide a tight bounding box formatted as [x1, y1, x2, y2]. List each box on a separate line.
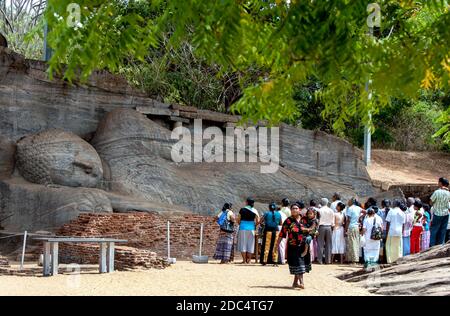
[360, 235, 366, 248]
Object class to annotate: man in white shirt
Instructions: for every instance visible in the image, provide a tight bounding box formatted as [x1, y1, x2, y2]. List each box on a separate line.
[330, 193, 342, 213]
[430, 177, 450, 246]
[345, 198, 363, 264]
[385, 199, 406, 263]
[317, 198, 335, 264]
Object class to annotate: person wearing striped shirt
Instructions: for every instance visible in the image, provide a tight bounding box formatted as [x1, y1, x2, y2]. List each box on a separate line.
[430, 177, 450, 247]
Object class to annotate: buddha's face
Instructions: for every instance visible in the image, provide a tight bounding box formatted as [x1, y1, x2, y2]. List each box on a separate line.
[16, 129, 103, 188]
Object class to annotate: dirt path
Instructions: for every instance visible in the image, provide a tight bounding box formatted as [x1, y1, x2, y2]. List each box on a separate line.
[368, 149, 450, 185]
[0, 261, 372, 296]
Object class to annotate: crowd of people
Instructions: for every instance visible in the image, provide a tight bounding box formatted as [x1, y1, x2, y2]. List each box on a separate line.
[213, 177, 450, 289]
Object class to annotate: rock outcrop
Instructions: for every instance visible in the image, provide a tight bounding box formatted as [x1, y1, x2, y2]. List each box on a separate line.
[0, 48, 380, 232]
[0, 178, 112, 232]
[0, 47, 166, 143]
[339, 242, 450, 296]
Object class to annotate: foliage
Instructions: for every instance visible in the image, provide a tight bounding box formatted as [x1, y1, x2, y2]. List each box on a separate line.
[118, 37, 251, 112]
[294, 83, 448, 151]
[44, 0, 450, 143]
[0, 0, 45, 59]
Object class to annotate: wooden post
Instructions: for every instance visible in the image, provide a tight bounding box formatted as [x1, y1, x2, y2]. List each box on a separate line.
[51, 242, 59, 275]
[167, 221, 171, 259]
[107, 242, 115, 272]
[20, 231, 27, 271]
[199, 223, 204, 256]
[99, 243, 107, 273]
[255, 234, 259, 263]
[43, 242, 51, 276]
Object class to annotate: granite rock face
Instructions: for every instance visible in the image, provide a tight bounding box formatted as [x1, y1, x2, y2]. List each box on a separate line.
[0, 136, 15, 179]
[0, 47, 164, 143]
[91, 109, 361, 215]
[340, 242, 450, 296]
[0, 179, 112, 232]
[0, 48, 379, 231]
[16, 129, 103, 188]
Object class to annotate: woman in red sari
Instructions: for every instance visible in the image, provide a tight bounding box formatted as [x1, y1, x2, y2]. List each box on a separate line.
[277, 202, 312, 289]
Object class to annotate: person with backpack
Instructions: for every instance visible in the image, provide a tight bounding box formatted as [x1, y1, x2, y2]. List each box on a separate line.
[259, 202, 283, 265]
[213, 203, 236, 264]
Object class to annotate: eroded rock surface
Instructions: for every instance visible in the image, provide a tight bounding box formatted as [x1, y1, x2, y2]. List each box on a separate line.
[0, 136, 15, 179]
[339, 242, 450, 296]
[0, 178, 112, 232]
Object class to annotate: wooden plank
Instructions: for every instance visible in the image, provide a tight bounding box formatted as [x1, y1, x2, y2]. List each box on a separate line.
[99, 243, 107, 273]
[135, 106, 179, 116]
[43, 242, 51, 277]
[51, 242, 59, 276]
[107, 242, 115, 273]
[33, 237, 127, 243]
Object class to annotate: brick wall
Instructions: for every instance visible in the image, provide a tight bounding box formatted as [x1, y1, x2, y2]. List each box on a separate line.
[57, 212, 221, 262]
[389, 184, 438, 204]
[60, 243, 169, 270]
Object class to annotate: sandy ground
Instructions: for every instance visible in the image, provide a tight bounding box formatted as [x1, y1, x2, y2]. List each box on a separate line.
[0, 260, 372, 296]
[368, 149, 450, 185]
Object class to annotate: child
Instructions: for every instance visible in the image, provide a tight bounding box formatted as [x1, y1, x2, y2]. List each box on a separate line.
[421, 204, 432, 251]
[410, 201, 424, 254]
[301, 208, 319, 257]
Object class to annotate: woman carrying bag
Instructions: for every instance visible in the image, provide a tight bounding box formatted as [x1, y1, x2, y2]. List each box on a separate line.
[213, 203, 236, 263]
[362, 207, 383, 268]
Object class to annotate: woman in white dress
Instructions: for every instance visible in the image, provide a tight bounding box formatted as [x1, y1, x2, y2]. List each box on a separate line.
[362, 208, 383, 266]
[332, 202, 346, 264]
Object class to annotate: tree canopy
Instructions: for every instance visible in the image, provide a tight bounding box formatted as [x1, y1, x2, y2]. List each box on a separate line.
[44, 0, 450, 143]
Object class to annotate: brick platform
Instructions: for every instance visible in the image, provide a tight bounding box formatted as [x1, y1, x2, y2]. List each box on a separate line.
[60, 243, 169, 270]
[56, 212, 221, 267]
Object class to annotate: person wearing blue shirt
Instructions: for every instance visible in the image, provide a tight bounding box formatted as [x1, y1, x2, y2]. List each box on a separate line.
[260, 202, 283, 265]
[237, 197, 260, 264]
[345, 198, 362, 264]
[259, 202, 282, 265]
